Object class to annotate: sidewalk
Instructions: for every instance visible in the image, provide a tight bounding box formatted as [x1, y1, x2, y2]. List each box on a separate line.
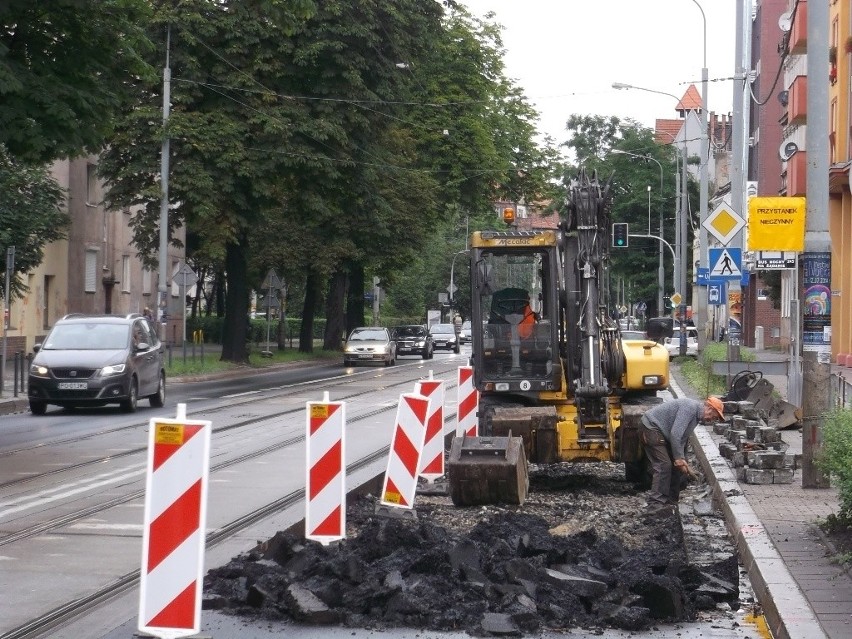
[673, 350, 852, 639]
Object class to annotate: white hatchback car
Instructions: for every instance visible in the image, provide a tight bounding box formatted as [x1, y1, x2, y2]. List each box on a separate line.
[663, 327, 699, 359]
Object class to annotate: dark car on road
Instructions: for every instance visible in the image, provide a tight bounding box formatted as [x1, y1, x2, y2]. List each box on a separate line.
[393, 324, 433, 359]
[28, 313, 166, 415]
[430, 323, 460, 353]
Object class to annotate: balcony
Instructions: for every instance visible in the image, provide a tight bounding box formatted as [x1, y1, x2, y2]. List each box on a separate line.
[788, 74, 807, 124]
[789, 0, 807, 55]
[787, 150, 807, 197]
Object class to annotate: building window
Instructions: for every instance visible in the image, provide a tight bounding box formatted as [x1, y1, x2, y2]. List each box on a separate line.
[85, 250, 97, 293]
[122, 256, 131, 293]
[142, 267, 152, 295]
[86, 163, 98, 206]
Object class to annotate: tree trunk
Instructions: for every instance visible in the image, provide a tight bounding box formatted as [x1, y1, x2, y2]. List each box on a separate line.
[346, 264, 366, 335]
[214, 269, 226, 317]
[220, 241, 250, 363]
[277, 287, 287, 350]
[299, 269, 318, 353]
[324, 269, 347, 350]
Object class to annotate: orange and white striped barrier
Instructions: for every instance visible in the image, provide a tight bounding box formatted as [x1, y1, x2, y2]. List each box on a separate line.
[305, 392, 346, 545]
[139, 404, 211, 639]
[415, 373, 446, 483]
[457, 366, 478, 437]
[380, 393, 430, 508]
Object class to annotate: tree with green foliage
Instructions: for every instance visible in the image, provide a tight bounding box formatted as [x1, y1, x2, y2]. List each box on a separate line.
[0, 0, 154, 298]
[559, 115, 693, 318]
[0, 0, 156, 164]
[100, 0, 316, 363]
[0, 147, 70, 298]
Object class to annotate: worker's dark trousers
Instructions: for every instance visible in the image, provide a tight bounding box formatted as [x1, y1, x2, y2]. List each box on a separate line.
[641, 425, 686, 505]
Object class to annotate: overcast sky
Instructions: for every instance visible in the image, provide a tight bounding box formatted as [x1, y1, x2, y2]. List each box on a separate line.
[461, 0, 739, 146]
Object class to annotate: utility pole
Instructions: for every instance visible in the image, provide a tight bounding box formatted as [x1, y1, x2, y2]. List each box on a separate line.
[690, 0, 710, 346]
[157, 26, 171, 342]
[801, 0, 832, 489]
[727, 0, 747, 363]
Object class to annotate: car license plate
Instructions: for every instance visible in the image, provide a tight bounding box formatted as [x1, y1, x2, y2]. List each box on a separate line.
[358, 354, 372, 359]
[58, 382, 88, 390]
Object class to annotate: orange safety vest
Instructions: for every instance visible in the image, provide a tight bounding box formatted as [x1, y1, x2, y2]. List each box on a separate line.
[518, 304, 535, 338]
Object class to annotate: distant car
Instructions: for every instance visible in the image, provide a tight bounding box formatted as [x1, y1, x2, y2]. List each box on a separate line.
[663, 326, 699, 359]
[343, 327, 396, 366]
[28, 313, 166, 415]
[459, 320, 472, 344]
[620, 330, 648, 341]
[394, 324, 433, 359]
[430, 323, 460, 353]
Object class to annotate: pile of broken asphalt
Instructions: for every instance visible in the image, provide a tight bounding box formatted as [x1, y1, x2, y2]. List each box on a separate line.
[203, 463, 743, 637]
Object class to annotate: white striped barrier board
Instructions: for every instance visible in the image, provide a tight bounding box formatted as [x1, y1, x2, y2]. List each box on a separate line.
[138, 406, 211, 639]
[380, 393, 430, 508]
[415, 378, 446, 482]
[305, 396, 346, 544]
[457, 366, 479, 437]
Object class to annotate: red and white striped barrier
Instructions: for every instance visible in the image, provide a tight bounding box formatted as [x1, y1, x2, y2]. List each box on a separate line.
[139, 404, 211, 639]
[305, 392, 346, 544]
[380, 393, 430, 508]
[457, 366, 478, 437]
[415, 374, 446, 482]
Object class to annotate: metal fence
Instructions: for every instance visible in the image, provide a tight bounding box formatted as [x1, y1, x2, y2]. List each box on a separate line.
[831, 371, 852, 410]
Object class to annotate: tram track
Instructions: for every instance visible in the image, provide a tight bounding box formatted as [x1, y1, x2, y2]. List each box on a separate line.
[0, 446, 395, 639]
[0, 359, 460, 491]
[0, 357, 465, 639]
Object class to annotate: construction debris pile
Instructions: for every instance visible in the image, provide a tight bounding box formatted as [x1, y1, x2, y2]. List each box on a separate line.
[714, 400, 800, 485]
[203, 463, 743, 636]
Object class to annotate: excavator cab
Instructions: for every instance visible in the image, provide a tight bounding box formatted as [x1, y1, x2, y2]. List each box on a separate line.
[470, 236, 561, 392]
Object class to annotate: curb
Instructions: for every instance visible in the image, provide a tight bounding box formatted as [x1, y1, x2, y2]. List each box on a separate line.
[671, 375, 826, 639]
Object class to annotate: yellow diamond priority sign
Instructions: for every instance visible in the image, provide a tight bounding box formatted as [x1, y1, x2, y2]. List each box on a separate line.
[671, 292, 682, 306]
[703, 203, 745, 246]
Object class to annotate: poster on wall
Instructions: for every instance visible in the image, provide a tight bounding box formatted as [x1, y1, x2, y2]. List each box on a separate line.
[802, 252, 832, 363]
[727, 290, 742, 347]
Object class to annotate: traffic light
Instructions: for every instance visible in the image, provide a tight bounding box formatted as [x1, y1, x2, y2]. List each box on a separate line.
[612, 222, 628, 248]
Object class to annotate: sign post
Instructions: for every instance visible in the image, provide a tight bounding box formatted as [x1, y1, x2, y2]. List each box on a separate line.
[1, 246, 13, 395]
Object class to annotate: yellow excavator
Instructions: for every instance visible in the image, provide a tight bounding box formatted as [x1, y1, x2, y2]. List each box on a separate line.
[448, 170, 671, 506]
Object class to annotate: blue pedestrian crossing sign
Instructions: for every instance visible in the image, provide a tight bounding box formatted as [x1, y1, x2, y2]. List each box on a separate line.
[708, 248, 742, 280]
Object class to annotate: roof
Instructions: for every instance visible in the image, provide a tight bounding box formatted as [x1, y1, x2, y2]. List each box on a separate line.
[655, 119, 684, 144]
[676, 85, 703, 112]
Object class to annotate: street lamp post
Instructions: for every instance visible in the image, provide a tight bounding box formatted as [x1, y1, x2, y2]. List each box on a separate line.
[612, 83, 690, 353]
[611, 149, 665, 316]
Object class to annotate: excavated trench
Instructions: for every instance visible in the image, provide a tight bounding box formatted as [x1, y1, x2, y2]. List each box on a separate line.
[203, 462, 741, 637]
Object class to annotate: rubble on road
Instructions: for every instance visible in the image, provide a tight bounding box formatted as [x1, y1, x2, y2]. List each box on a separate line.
[203, 462, 743, 636]
[715, 400, 800, 484]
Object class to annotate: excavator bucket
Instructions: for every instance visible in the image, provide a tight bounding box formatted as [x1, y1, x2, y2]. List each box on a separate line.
[447, 435, 528, 506]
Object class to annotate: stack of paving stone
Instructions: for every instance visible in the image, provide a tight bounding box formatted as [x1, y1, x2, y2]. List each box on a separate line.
[712, 400, 800, 484]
